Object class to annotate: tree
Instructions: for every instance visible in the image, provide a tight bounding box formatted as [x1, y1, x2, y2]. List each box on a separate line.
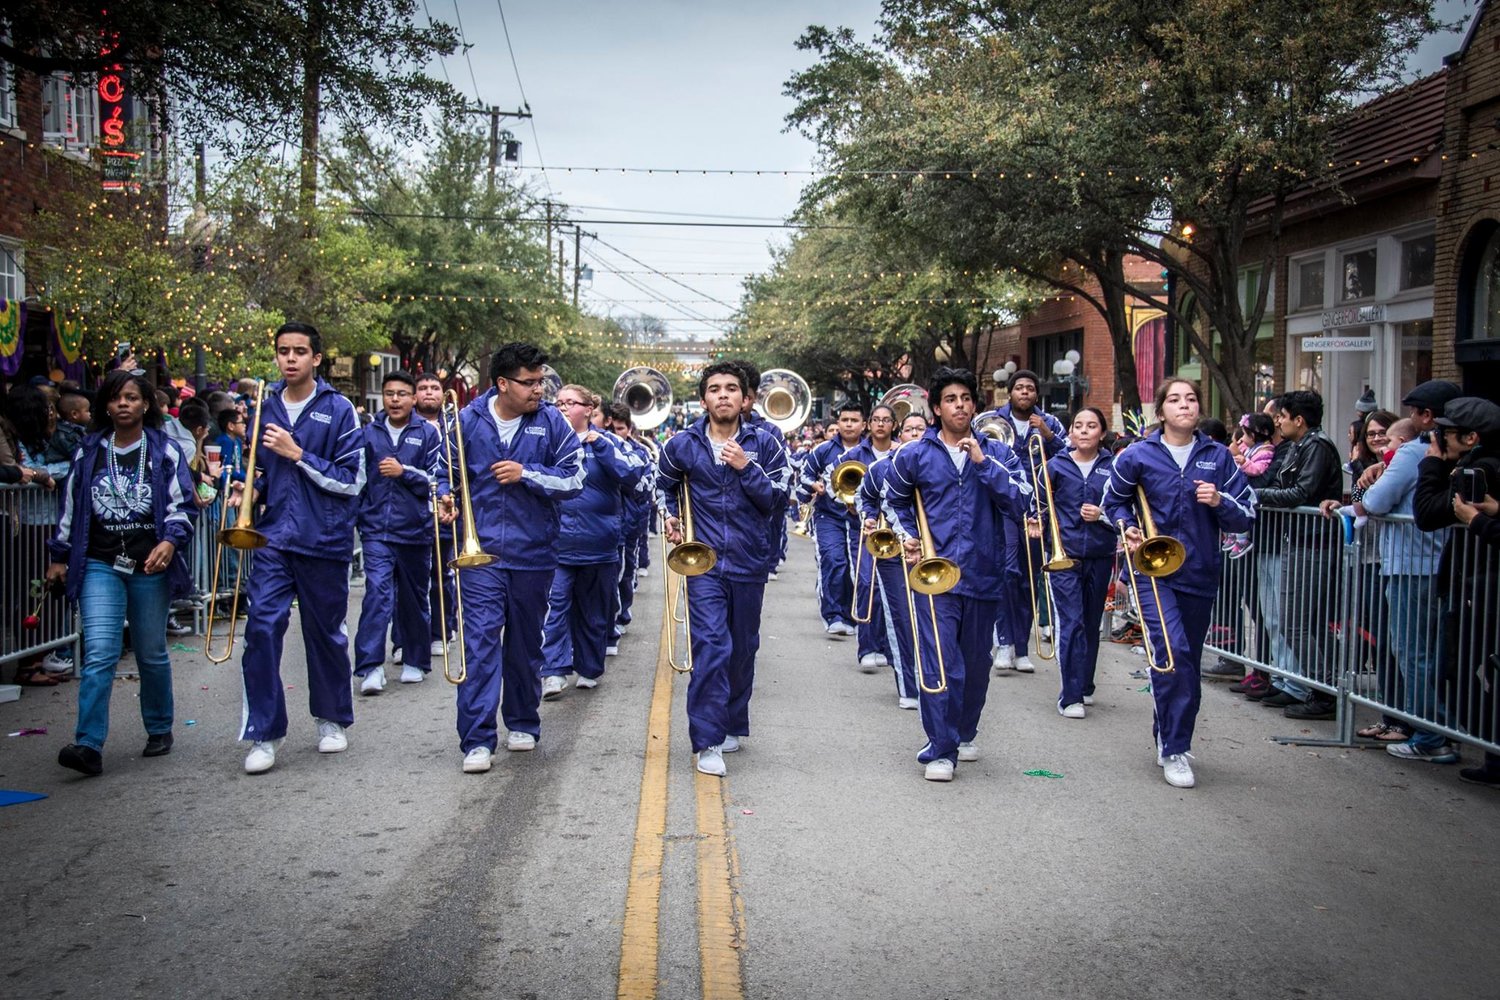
[786, 0, 1447, 417]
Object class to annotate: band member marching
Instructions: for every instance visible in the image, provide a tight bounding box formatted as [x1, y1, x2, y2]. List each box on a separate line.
[354, 370, 445, 694]
[657, 362, 789, 777]
[414, 371, 456, 656]
[796, 402, 867, 637]
[1103, 378, 1257, 788]
[885, 368, 1031, 781]
[986, 369, 1066, 673]
[735, 362, 790, 580]
[842, 403, 898, 671]
[539, 386, 646, 698]
[236, 322, 367, 775]
[448, 343, 584, 774]
[605, 403, 655, 643]
[1044, 407, 1117, 719]
[857, 410, 929, 709]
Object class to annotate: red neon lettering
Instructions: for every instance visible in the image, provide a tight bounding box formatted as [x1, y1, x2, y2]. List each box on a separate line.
[102, 107, 126, 147]
[98, 74, 124, 104]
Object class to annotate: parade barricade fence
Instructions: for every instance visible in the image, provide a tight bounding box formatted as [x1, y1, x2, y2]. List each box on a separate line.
[1206, 505, 1500, 755]
[0, 483, 79, 671]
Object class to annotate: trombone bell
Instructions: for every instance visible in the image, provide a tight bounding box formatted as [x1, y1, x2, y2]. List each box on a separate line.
[829, 460, 866, 508]
[1134, 537, 1186, 577]
[910, 556, 961, 595]
[864, 526, 901, 559]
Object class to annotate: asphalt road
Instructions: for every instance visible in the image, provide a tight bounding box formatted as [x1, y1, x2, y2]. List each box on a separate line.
[3, 536, 1498, 999]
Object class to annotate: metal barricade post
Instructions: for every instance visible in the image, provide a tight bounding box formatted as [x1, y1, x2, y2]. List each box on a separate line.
[0, 482, 80, 674]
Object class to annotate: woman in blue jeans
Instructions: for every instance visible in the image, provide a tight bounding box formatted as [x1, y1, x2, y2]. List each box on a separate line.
[46, 369, 197, 776]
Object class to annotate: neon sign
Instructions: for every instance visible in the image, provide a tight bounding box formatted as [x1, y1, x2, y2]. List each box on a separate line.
[96, 34, 139, 190]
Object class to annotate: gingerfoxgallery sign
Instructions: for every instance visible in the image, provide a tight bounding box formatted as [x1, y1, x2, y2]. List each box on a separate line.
[1320, 304, 1385, 330]
[1302, 335, 1375, 352]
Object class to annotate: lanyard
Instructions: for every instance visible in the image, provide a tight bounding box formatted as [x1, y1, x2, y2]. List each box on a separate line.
[105, 432, 149, 503]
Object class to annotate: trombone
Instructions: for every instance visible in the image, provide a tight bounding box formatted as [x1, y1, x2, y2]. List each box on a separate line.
[903, 488, 962, 694]
[1021, 435, 1074, 662]
[789, 502, 813, 537]
[664, 481, 716, 672]
[205, 380, 269, 664]
[434, 390, 499, 684]
[852, 514, 901, 624]
[1115, 486, 1186, 674]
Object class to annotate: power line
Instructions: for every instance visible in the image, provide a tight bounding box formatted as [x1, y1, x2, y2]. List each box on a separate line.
[589, 236, 736, 311]
[450, 0, 485, 106]
[493, 0, 546, 178]
[419, 0, 453, 89]
[344, 209, 846, 229]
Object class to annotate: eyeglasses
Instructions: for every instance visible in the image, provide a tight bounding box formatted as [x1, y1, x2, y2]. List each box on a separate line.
[502, 376, 545, 388]
[383, 390, 414, 399]
[557, 399, 590, 409]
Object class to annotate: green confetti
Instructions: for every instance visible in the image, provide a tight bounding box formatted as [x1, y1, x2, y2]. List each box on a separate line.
[1022, 769, 1064, 779]
[170, 643, 197, 652]
[1137, 684, 1152, 692]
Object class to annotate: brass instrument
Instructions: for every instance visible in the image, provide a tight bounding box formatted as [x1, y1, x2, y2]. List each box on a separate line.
[755, 369, 812, 433]
[1021, 435, 1074, 662]
[540, 364, 563, 404]
[1116, 486, 1185, 674]
[665, 482, 716, 672]
[437, 390, 500, 684]
[789, 502, 813, 537]
[904, 488, 961, 694]
[829, 459, 866, 512]
[880, 384, 930, 425]
[974, 412, 1016, 447]
[613, 367, 673, 430]
[851, 515, 901, 624]
[205, 380, 269, 664]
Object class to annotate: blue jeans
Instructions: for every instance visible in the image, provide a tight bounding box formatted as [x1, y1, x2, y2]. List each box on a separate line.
[1386, 575, 1445, 748]
[1258, 549, 1312, 700]
[75, 559, 173, 751]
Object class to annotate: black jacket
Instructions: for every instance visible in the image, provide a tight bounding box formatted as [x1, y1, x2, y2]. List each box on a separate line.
[1414, 446, 1500, 597]
[1257, 429, 1342, 510]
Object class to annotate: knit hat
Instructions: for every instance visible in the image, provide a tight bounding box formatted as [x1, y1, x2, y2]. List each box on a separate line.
[1354, 388, 1378, 414]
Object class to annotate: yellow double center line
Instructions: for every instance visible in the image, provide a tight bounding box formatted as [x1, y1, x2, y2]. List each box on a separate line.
[617, 595, 745, 1000]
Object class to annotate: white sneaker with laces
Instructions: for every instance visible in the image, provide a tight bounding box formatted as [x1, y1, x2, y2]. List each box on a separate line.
[506, 731, 537, 752]
[836, 622, 857, 636]
[605, 644, 619, 657]
[244, 739, 281, 774]
[992, 644, 1014, 671]
[316, 720, 348, 754]
[924, 759, 955, 782]
[696, 746, 726, 776]
[400, 666, 424, 684]
[1163, 753, 1196, 788]
[1013, 655, 1036, 673]
[575, 675, 599, 689]
[957, 742, 979, 762]
[1059, 702, 1086, 719]
[825, 622, 845, 638]
[542, 675, 567, 700]
[897, 697, 919, 710]
[722, 735, 741, 753]
[462, 747, 492, 773]
[430, 639, 447, 656]
[858, 652, 884, 673]
[392, 647, 404, 665]
[359, 668, 385, 695]
[637, 567, 649, 578]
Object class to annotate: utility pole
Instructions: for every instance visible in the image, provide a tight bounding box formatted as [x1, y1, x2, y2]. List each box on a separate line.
[557, 241, 566, 286]
[462, 104, 532, 192]
[194, 142, 206, 205]
[573, 228, 582, 310]
[544, 200, 552, 256]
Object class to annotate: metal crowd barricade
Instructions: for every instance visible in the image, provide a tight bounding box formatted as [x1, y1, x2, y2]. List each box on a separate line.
[188, 500, 253, 636]
[1205, 505, 1500, 756]
[0, 482, 80, 671]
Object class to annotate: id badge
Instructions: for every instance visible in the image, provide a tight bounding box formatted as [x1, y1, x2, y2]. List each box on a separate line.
[113, 554, 137, 575]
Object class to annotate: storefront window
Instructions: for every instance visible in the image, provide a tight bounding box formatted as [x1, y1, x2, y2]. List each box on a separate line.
[1290, 337, 1324, 394]
[1340, 247, 1377, 301]
[1296, 257, 1325, 311]
[1400, 235, 1435, 290]
[1397, 319, 1433, 391]
[1472, 230, 1500, 340]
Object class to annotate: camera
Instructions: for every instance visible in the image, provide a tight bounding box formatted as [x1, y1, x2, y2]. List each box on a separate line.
[1458, 467, 1489, 504]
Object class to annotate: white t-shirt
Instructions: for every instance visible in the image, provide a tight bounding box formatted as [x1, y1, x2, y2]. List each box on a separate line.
[1071, 454, 1098, 479]
[385, 420, 407, 448]
[1010, 414, 1030, 438]
[490, 401, 522, 446]
[1165, 440, 1194, 471]
[871, 446, 892, 462]
[944, 440, 967, 473]
[282, 391, 313, 427]
[710, 438, 729, 465]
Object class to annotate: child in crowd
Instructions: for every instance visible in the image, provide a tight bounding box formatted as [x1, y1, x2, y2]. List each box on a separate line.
[1224, 413, 1276, 558]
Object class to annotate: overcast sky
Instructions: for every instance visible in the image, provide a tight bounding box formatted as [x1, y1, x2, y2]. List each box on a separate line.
[436, 0, 1474, 343]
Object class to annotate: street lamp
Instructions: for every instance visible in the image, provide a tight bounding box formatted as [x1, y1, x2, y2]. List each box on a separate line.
[1052, 350, 1090, 413]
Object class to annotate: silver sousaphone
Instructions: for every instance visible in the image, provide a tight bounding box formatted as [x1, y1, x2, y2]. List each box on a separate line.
[755, 369, 812, 433]
[612, 366, 673, 430]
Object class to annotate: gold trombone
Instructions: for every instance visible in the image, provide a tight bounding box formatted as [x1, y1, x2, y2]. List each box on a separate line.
[664, 482, 716, 672]
[904, 488, 961, 694]
[1021, 435, 1074, 662]
[434, 390, 499, 684]
[829, 460, 866, 512]
[852, 514, 901, 624]
[789, 502, 813, 537]
[1116, 486, 1186, 674]
[205, 380, 268, 664]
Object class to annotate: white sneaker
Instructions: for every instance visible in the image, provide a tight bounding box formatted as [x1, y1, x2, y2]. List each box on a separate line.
[768, 571, 779, 581]
[616, 622, 630, 636]
[858, 652, 884, 673]
[924, 759, 955, 782]
[575, 674, 599, 689]
[1013, 655, 1036, 673]
[316, 720, 348, 754]
[957, 742, 979, 762]
[1163, 753, 1196, 788]
[359, 668, 385, 695]
[400, 666, 424, 684]
[541, 675, 567, 700]
[992, 644, 1014, 671]
[1083, 695, 1095, 706]
[836, 622, 857, 636]
[42, 651, 73, 674]
[696, 746, 726, 776]
[897, 697, 919, 710]
[722, 735, 741, 753]
[605, 644, 619, 657]
[1059, 702, 1086, 719]
[243, 739, 281, 774]
[430, 639, 447, 656]
[392, 647, 404, 665]
[1040, 625, 1053, 640]
[506, 731, 537, 752]
[637, 567, 649, 577]
[462, 747, 492, 773]
[825, 622, 846, 638]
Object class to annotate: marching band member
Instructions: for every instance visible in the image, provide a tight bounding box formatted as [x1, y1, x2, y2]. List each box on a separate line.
[353, 371, 444, 694]
[735, 362, 790, 580]
[885, 368, 1031, 781]
[1103, 378, 1257, 789]
[796, 402, 867, 637]
[657, 362, 789, 776]
[857, 410, 929, 709]
[1044, 407, 1117, 719]
[236, 322, 367, 775]
[841, 403, 898, 671]
[539, 386, 646, 698]
[986, 369, 1066, 673]
[449, 343, 584, 773]
[413, 371, 456, 656]
[605, 403, 654, 644]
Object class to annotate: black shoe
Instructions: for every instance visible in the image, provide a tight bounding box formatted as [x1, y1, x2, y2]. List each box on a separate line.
[143, 732, 174, 757]
[1284, 697, 1336, 721]
[1261, 690, 1299, 708]
[1459, 766, 1500, 788]
[58, 744, 103, 776]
